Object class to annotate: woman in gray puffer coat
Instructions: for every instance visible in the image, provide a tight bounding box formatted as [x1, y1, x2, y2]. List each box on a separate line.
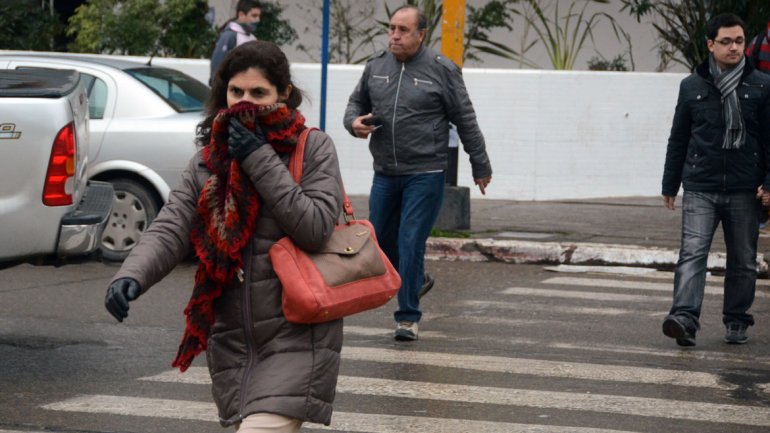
[105, 41, 344, 433]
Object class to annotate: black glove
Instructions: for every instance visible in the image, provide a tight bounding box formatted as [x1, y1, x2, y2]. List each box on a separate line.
[228, 118, 267, 162]
[105, 278, 142, 322]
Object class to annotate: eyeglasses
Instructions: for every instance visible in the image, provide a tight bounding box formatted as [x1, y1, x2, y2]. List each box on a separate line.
[713, 38, 745, 47]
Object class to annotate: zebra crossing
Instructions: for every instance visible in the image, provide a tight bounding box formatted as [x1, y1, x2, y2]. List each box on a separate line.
[34, 266, 770, 433]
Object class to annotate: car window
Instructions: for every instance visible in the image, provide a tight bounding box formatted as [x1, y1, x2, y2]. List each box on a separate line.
[15, 67, 109, 120]
[79, 73, 108, 119]
[125, 67, 209, 113]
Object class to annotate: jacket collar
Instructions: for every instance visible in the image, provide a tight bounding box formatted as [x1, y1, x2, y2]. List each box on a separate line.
[391, 45, 427, 64]
[695, 55, 755, 82]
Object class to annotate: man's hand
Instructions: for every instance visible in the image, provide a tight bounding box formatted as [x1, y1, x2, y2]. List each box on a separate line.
[352, 113, 380, 138]
[474, 176, 492, 195]
[105, 278, 142, 322]
[763, 191, 770, 207]
[662, 195, 676, 210]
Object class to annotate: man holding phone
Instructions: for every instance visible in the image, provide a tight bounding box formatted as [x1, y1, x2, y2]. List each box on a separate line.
[343, 5, 492, 342]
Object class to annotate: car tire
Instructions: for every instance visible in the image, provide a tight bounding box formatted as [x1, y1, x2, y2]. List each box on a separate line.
[99, 178, 159, 262]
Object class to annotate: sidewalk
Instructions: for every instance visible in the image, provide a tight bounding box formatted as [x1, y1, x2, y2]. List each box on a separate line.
[348, 195, 770, 275]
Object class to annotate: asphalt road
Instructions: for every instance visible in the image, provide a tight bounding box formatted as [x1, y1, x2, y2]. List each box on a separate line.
[1, 260, 769, 433]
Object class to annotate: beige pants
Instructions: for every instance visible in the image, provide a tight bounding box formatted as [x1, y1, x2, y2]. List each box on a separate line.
[235, 413, 302, 433]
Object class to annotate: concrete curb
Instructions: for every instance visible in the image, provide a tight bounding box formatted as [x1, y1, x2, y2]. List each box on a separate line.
[425, 237, 769, 276]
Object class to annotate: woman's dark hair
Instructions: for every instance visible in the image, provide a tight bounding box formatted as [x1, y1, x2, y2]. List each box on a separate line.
[706, 13, 745, 40]
[196, 40, 303, 146]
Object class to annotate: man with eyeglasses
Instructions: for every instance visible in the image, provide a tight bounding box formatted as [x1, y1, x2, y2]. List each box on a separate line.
[661, 13, 770, 347]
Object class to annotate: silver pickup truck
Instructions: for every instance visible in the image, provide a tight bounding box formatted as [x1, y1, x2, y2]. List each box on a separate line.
[0, 69, 113, 266]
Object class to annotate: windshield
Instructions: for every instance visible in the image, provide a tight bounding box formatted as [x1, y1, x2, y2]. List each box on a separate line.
[125, 67, 209, 113]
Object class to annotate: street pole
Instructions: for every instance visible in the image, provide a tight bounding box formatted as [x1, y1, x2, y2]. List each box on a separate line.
[441, 0, 464, 188]
[320, 0, 330, 131]
[434, 0, 470, 231]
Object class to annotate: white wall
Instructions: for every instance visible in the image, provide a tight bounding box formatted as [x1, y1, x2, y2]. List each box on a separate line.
[10, 52, 687, 200]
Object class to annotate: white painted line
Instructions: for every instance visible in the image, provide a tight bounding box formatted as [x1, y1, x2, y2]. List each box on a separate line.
[341, 347, 733, 390]
[42, 395, 216, 422]
[543, 276, 744, 296]
[0, 430, 51, 433]
[544, 265, 659, 276]
[344, 325, 447, 339]
[40, 395, 641, 433]
[337, 376, 770, 427]
[313, 411, 641, 433]
[140, 346, 734, 390]
[460, 300, 633, 315]
[140, 367, 209, 384]
[500, 287, 670, 302]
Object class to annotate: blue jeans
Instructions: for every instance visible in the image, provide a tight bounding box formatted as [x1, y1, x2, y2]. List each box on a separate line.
[369, 172, 446, 323]
[669, 190, 758, 330]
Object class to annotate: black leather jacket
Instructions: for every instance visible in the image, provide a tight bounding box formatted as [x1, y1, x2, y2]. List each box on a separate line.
[662, 59, 770, 196]
[343, 46, 492, 179]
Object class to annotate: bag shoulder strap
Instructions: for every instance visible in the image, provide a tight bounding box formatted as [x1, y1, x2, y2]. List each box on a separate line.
[288, 128, 354, 219]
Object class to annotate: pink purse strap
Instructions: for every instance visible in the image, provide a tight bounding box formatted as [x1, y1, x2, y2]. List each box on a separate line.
[289, 128, 354, 220]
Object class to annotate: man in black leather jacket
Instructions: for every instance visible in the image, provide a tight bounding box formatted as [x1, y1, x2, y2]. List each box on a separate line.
[343, 5, 492, 342]
[661, 13, 770, 347]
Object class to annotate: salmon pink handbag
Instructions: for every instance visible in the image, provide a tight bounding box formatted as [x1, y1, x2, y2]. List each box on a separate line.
[269, 128, 401, 324]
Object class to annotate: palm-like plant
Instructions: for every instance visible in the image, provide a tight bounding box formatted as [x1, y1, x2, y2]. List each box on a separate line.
[518, 0, 632, 70]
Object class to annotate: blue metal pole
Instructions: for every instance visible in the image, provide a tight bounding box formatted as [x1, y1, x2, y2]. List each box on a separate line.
[320, 0, 330, 131]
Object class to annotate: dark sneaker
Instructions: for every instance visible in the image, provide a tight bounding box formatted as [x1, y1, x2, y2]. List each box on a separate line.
[662, 316, 696, 347]
[724, 322, 748, 344]
[418, 273, 435, 299]
[394, 321, 418, 341]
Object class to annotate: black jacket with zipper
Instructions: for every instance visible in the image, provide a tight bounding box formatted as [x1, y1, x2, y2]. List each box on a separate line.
[343, 46, 492, 179]
[662, 59, 770, 196]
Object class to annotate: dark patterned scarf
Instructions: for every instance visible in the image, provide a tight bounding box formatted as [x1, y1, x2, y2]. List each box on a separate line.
[708, 54, 746, 150]
[172, 101, 305, 372]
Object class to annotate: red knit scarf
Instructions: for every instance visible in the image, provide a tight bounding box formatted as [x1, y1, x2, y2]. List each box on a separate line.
[172, 101, 306, 372]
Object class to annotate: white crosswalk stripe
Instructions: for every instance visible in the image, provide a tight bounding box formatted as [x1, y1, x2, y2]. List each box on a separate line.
[336, 376, 770, 427]
[140, 342, 735, 389]
[500, 286, 671, 302]
[35, 272, 770, 432]
[41, 395, 643, 433]
[542, 276, 770, 297]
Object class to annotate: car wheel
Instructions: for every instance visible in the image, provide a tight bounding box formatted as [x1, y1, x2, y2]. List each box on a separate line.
[100, 179, 159, 262]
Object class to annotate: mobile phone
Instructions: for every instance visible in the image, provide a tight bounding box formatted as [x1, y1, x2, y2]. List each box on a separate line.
[362, 115, 382, 127]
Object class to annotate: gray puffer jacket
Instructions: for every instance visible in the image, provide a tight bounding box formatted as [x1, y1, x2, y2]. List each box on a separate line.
[343, 46, 492, 179]
[111, 129, 344, 427]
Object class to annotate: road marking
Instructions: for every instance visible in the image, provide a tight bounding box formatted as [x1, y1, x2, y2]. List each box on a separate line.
[140, 346, 734, 390]
[40, 395, 641, 433]
[345, 325, 770, 366]
[337, 376, 770, 427]
[460, 300, 632, 315]
[344, 325, 447, 339]
[500, 286, 670, 302]
[542, 276, 769, 297]
[543, 266, 770, 287]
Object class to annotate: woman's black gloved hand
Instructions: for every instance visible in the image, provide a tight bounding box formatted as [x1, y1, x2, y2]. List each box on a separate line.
[228, 118, 267, 162]
[105, 278, 142, 322]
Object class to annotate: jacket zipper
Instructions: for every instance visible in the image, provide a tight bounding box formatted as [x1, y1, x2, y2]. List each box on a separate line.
[723, 150, 727, 191]
[391, 63, 405, 169]
[237, 242, 255, 421]
[414, 78, 432, 86]
[372, 74, 390, 83]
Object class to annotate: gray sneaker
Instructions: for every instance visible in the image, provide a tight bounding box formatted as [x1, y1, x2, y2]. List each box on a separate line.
[662, 316, 696, 347]
[394, 321, 418, 341]
[724, 322, 748, 344]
